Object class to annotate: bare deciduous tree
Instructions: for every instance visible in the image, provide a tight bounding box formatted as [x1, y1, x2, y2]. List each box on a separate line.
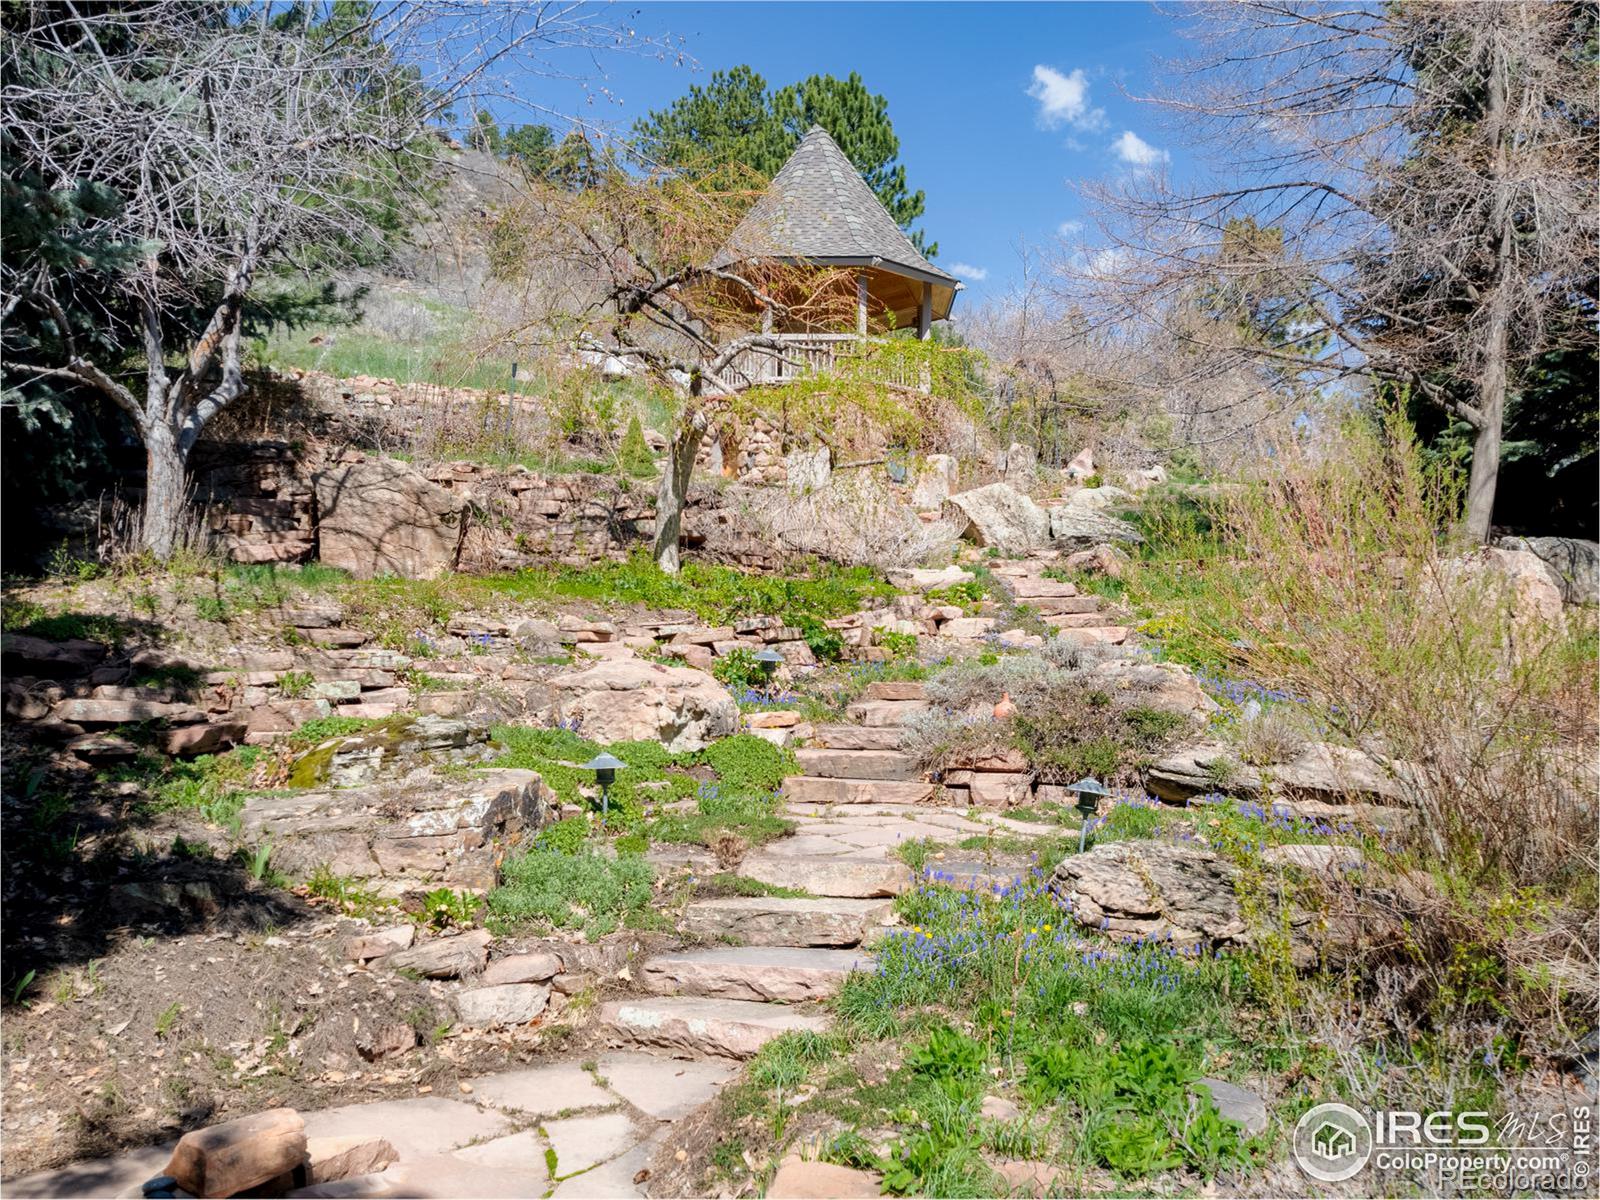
[1065, 0, 1596, 538]
[1, 1, 643, 557]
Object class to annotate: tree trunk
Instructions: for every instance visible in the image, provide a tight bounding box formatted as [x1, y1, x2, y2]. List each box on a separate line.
[653, 425, 703, 574]
[1465, 34, 1513, 545]
[1464, 296, 1507, 543]
[141, 420, 188, 559]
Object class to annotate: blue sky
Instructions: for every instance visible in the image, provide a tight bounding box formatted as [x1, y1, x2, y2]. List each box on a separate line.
[506, 2, 1195, 309]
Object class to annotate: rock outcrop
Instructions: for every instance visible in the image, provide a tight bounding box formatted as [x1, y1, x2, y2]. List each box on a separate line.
[285, 715, 494, 789]
[1047, 505, 1143, 549]
[547, 659, 738, 752]
[1051, 840, 1248, 948]
[314, 458, 466, 579]
[944, 483, 1051, 555]
[240, 768, 549, 893]
[910, 454, 959, 510]
[1498, 536, 1598, 606]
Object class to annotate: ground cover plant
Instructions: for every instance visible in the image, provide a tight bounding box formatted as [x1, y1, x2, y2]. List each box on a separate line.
[700, 866, 1269, 1195]
[484, 727, 795, 935]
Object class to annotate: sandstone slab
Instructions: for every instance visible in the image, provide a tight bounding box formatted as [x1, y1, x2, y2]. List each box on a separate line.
[481, 951, 563, 986]
[740, 854, 910, 898]
[781, 777, 934, 805]
[683, 897, 892, 946]
[793, 748, 919, 781]
[305, 1135, 398, 1185]
[385, 929, 492, 979]
[302, 1097, 510, 1162]
[598, 997, 830, 1059]
[594, 1052, 735, 1120]
[769, 1155, 882, 1199]
[544, 1112, 638, 1175]
[808, 724, 903, 751]
[455, 983, 550, 1027]
[642, 946, 871, 1002]
[466, 1063, 612, 1116]
[844, 699, 930, 727]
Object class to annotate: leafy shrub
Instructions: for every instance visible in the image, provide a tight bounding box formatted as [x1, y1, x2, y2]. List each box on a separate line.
[712, 647, 764, 691]
[873, 627, 919, 659]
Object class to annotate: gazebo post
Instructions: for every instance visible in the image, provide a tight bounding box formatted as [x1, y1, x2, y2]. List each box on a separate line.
[856, 271, 869, 337]
[917, 282, 932, 341]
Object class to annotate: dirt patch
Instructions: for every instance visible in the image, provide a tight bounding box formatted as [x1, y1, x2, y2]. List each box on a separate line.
[1, 912, 669, 1181]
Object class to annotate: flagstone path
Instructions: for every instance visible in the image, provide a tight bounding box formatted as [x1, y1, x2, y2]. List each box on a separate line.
[7, 693, 1071, 1199]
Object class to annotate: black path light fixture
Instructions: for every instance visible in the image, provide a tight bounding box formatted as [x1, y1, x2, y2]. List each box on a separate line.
[581, 751, 627, 826]
[753, 647, 785, 696]
[1068, 776, 1110, 853]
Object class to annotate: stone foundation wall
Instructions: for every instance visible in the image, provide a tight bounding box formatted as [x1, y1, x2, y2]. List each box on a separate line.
[190, 440, 780, 575]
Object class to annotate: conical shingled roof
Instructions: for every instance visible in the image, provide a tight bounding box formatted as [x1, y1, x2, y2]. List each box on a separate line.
[713, 125, 958, 291]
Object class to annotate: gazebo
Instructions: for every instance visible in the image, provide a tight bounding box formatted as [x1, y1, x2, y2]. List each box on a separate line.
[710, 125, 961, 386]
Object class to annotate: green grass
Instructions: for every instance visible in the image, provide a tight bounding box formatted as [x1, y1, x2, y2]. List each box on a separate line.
[110, 746, 265, 831]
[472, 552, 894, 629]
[0, 600, 143, 645]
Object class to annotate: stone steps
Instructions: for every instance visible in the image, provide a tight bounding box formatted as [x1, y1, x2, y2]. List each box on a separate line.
[807, 724, 905, 751]
[598, 997, 830, 1060]
[640, 946, 871, 1002]
[739, 854, 911, 898]
[682, 896, 894, 947]
[792, 748, 920, 781]
[781, 777, 935, 805]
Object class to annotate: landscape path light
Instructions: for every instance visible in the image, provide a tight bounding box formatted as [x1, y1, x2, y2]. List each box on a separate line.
[753, 647, 785, 697]
[581, 752, 627, 827]
[1068, 776, 1110, 853]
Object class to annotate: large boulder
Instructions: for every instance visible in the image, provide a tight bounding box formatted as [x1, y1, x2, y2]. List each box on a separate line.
[285, 716, 495, 789]
[786, 446, 832, 495]
[314, 458, 466, 579]
[1497, 536, 1598, 606]
[547, 659, 738, 752]
[910, 454, 959, 510]
[240, 768, 549, 893]
[1048, 505, 1143, 549]
[1145, 740, 1408, 808]
[1447, 546, 1565, 627]
[1051, 840, 1248, 948]
[1061, 485, 1134, 513]
[943, 483, 1051, 555]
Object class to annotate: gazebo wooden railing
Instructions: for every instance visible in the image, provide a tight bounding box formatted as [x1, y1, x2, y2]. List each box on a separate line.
[717, 332, 928, 393]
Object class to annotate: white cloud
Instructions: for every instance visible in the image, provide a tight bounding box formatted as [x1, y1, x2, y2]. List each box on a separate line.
[1057, 220, 1084, 237]
[1027, 66, 1105, 131]
[1086, 246, 1133, 279]
[1111, 130, 1170, 167]
[948, 262, 988, 282]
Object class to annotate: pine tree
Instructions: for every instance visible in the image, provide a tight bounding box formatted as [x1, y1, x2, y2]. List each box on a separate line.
[632, 67, 934, 254]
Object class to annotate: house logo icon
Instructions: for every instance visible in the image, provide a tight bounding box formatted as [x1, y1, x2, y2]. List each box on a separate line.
[1294, 1103, 1373, 1182]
